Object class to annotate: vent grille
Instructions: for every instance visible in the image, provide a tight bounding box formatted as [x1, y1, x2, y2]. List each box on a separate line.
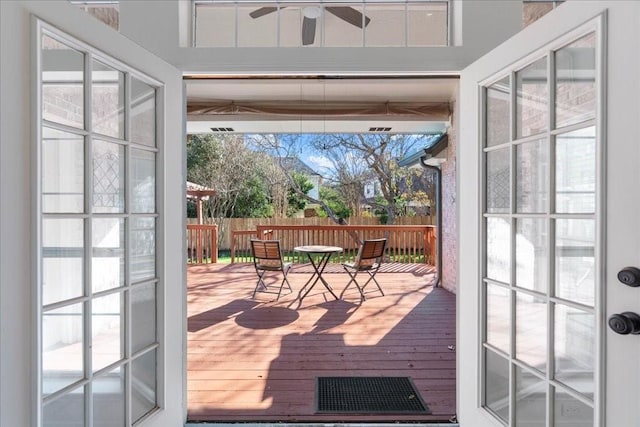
[369, 127, 392, 132]
[210, 127, 235, 132]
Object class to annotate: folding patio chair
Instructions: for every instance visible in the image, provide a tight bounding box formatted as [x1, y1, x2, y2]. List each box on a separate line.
[340, 238, 387, 300]
[250, 239, 293, 300]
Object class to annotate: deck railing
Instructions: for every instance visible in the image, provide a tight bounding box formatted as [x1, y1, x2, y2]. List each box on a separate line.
[187, 224, 218, 264]
[231, 224, 436, 264]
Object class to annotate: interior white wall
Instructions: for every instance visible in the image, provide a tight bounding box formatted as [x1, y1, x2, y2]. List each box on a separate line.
[457, 1, 640, 425]
[0, 1, 186, 426]
[118, 0, 522, 75]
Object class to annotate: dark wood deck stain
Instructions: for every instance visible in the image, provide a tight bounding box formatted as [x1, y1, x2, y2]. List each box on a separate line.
[187, 262, 456, 422]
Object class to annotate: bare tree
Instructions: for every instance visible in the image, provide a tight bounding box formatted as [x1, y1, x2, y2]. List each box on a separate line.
[321, 142, 370, 216]
[246, 134, 347, 224]
[311, 133, 430, 225]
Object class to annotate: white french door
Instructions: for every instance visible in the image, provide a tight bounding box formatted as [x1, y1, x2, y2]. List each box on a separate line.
[458, 2, 639, 427]
[29, 2, 185, 426]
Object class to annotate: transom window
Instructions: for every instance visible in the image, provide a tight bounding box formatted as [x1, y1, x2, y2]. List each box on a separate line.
[193, 0, 449, 47]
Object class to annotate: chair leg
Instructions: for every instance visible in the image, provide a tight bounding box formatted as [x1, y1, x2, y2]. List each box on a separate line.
[253, 270, 268, 298]
[340, 269, 366, 300]
[360, 270, 384, 296]
[276, 272, 293, 301]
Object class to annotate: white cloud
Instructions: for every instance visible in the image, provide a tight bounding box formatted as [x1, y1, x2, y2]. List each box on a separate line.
[306, 155, 333, 172]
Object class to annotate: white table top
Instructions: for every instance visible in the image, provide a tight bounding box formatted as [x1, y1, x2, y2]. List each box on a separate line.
[294, 245, 343, 253]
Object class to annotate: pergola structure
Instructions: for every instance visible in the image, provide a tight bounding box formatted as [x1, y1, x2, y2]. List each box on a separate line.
[187, 181, 216, 224]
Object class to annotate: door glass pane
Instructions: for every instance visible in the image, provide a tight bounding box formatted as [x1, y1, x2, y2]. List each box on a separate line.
[92, 292, 123, 372]
[42, 218, 84, 305]
[516, 57, 548, 138]
[555, 32, 596, 128]
[516, 218, 548, 292]
[555, 304, 594, 398]
[93, 140, 125, 213]
[42, 127, 84, 213]
[516, 292, 547, 372]
[555, 127, 595, 214]
[515, 366, 546, 426]
[130, 77, 156, 147]
[516, 138, 549, 213]
[42, 34, 84, 129]
[555, 219, 595, 306]
[93, 367, 125, 427]
[92, 218, 125, 293]
[554, 387, 594, 426]
[486, 148, 510, 213]
[485, 349, 509, 423]
[92, 60, 124, 138]
[487, 217, 511, 283]
[131, 148, 156, 213]
[132, 282, 157, 353]
[131, 217, 156, 282]
[43, 387, 84, 427]
[486, 76, 510, 147]
[43, 303, 84, 396]
[132, 350, 157, 422]
[486, 283, 510, 352]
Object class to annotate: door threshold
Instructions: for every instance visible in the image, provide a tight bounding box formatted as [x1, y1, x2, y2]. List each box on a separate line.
[186, 423, 459, 427]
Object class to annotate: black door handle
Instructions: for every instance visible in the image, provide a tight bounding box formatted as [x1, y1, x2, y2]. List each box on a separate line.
[608, 312, 640, 335]
[618, 267, 640, 287]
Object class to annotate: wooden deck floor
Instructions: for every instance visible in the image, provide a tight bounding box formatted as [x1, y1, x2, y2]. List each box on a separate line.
[187, 262, 456, 422]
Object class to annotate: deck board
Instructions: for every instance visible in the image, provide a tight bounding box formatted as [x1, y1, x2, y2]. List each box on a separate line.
[187, 262, 456, 422]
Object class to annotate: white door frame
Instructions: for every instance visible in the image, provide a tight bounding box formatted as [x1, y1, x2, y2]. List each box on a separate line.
[458, 1, 640, 426]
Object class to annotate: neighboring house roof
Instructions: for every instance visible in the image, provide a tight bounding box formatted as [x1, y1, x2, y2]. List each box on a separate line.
[278, 156, 322, 177]
[397, 133, 448, 167]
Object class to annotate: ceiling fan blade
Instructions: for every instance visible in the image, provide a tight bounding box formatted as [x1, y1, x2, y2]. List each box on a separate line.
[249, 6, 280, 19]
[302, 16, 317, 45]
[325, 6, 371, 28]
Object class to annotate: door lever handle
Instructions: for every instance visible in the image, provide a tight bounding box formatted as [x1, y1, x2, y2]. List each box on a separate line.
[608, 312, 640, 335]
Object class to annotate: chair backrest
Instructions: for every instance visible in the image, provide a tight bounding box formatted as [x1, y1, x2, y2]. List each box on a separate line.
[251, 239, 284, 268]
[354, 238, 387, 268]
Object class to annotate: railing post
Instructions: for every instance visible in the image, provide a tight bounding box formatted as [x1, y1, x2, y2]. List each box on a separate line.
[211, 225, 218, 263]
[231, 230, 236, 263]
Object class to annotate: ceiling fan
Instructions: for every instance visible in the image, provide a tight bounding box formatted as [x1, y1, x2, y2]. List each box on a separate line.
[249, 5, 371, 45]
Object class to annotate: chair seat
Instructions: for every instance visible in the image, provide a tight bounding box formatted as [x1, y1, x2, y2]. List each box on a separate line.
[257, 262, 292, 271]
[342, 261, 378, 271]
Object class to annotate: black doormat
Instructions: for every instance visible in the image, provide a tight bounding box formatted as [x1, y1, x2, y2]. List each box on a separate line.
[315, 376, 430, 414]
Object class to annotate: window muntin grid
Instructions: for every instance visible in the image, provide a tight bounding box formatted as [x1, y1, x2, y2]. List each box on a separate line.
[480, 25, 599, 427]
[37, 23, 160, 426]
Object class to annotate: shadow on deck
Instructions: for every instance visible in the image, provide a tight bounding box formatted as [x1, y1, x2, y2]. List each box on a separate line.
[187, 262, 456, 423]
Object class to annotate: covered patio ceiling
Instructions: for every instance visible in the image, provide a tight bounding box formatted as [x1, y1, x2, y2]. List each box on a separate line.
[185, 76, 458, 134]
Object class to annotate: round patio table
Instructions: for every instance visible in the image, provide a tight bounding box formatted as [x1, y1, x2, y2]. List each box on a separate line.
[294, 245, 343, 302]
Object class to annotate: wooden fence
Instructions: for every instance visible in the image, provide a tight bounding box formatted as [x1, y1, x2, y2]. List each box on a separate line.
[231, 224, 436, 265]
[187, 215, 434, 250]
